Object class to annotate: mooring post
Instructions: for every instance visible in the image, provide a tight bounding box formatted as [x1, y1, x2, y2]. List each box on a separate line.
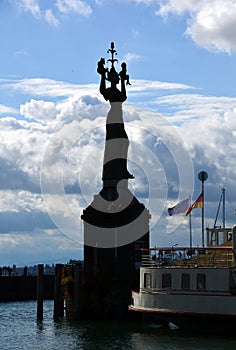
[37, 264, 44, 321]
[72, 264, 80, 320]
[54, 264, 64, 320]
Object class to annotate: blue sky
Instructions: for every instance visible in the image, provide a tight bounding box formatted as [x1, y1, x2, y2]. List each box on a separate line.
[1, 0, 236, 265]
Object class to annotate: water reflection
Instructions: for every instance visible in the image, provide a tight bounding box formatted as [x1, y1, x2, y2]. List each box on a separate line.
[1, 301, 236, 350]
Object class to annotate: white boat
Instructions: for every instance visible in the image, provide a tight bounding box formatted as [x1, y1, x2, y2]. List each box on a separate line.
[129, 226, 236, 332]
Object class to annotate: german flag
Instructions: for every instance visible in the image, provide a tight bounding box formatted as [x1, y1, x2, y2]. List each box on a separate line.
[184, 193, 203, 216]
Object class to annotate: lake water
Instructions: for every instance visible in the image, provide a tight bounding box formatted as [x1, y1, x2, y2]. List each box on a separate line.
[1, 300, 236, 350]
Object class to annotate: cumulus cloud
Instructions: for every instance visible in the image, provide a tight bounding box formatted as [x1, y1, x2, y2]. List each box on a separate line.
[1, 75, 236, 262]
[0, 117, 48, 193]
[152, 90, 236, 233]
[152, 91, 236, 190]
[225, 107, 236, 130]
[156, 0, 236, 53]
[20, 99, 57, 123]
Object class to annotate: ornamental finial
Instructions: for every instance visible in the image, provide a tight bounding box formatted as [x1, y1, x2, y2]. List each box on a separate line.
[107, 42, 118, 68]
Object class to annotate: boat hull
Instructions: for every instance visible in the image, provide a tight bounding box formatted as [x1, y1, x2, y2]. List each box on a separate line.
[129, 305, 236, 333]
[129, 289, 236, 333]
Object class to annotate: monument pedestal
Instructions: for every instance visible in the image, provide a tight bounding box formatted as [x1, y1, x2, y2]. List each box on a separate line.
[82, 181, 150, 272]
[80, 182, 150, 320]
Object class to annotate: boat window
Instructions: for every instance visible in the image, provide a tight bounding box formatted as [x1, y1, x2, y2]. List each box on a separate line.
[182, 273, 190, 290]
[197, 273, 206, 290]
[162, 273, 172, 289]
[144, 273, 152, 288]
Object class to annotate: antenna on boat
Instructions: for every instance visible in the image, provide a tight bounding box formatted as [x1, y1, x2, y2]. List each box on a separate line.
[214, 187, 226, 229]
[223, 187, 226, 229]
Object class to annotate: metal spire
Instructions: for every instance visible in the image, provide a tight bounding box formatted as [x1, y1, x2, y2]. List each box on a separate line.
[107, 42, 118, 68]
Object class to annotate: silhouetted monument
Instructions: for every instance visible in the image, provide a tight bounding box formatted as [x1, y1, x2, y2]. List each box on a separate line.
[80, 42, 150, 319]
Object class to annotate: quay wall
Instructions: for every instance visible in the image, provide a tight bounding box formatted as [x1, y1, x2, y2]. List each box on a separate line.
[0, 275, 54, 301]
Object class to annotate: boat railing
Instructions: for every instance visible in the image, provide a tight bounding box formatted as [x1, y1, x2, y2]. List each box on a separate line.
[141, 246, 235, 268]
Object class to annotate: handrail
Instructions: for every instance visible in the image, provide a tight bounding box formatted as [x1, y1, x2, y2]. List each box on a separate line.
[141, 246, 235, 268]
[141, 246, 234, 252]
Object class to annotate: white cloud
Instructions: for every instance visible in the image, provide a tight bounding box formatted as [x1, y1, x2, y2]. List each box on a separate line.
[179, 110, 236, 190]
[45, 9, 60, 26]
[0, 104, 18, 114]
[156, 0, 236, 53]
[20, 99, 57, 123]
[154, 93, 236, 122]
[0, 228, 82, 266]
[12, 0, 41, 18]
[224, 107, 236, 130]
[129, 79, 193, 97]
[6, 78, 98, 98]
[152, 91, 236, 197]
[134, 0, 155, 4]
[187, 2, 236, 53]
[56, 0, 92, 17]
[123, 52, 142, 62]
[3, 77, 193, 106]
[10, 0, 92, 25]
[156, 0, 204, 17]
[14, 48, 30, 56]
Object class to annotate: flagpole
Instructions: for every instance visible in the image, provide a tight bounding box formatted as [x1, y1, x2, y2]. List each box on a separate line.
[198, 171, 208, 247]
[189, 211, 192, 248]
[188, 195, 192, 248]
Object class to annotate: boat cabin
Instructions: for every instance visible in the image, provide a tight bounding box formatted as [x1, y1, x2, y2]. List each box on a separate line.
[139, 246, 236, 295]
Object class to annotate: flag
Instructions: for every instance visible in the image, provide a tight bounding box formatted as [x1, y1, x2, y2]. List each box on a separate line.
[168, 198, 190, 216]
[184, 193, 203, 216]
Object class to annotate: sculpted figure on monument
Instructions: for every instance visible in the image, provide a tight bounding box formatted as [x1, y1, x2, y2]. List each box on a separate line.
[97, 42, 134, 181]
[119, 62, 131, 86]
[97, 66, 127, 103]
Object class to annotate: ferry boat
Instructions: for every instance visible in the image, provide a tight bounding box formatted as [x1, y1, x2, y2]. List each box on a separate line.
[129, 226, 236, 332]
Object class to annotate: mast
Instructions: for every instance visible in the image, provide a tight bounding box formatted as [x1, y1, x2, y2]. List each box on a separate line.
[222, 187, 226, 229]
[213, 187, 226, 229]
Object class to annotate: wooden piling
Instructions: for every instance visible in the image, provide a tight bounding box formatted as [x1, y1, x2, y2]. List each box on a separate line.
[72, 264, 80, 320]
[37, 264, 44, 321]
[54, 264, 64, 320]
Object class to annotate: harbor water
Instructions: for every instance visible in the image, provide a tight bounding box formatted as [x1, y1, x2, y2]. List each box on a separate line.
[1, 300, 236, 350]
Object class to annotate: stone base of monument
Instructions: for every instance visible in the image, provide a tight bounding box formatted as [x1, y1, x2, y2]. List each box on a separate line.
[77, 267, 142, 321]
[80, 184, 150, 320]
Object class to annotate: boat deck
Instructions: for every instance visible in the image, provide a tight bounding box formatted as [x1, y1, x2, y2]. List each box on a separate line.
[141, 246, 235, 269]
